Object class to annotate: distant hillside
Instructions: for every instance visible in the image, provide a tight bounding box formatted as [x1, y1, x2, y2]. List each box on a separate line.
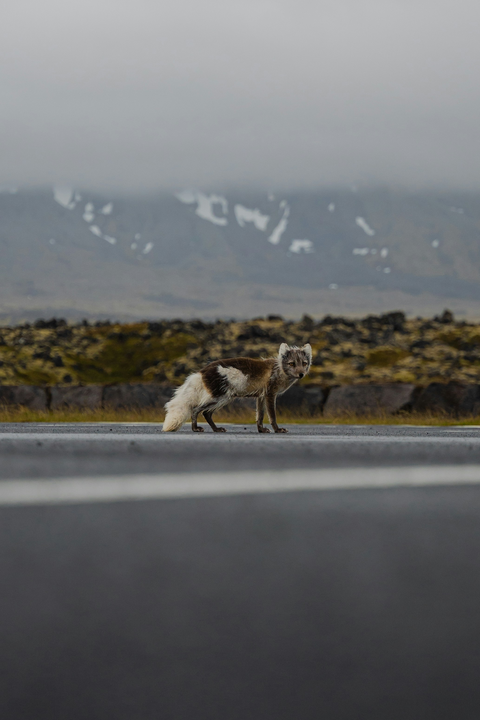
[1, 185, 480, 320]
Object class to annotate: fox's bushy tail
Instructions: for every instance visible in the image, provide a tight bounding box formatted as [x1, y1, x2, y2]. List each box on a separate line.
[162, 373, 206, 432]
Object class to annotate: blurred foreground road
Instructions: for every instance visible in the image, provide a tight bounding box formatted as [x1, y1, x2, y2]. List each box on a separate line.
[1, 424, 480, 719]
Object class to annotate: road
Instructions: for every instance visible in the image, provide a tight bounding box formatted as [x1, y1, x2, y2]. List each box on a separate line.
[1, 424, 480, 719]
[1, 422, 480, 478]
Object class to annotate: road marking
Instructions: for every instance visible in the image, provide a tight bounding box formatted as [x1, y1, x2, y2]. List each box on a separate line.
[0, 432, 480, 444]
[1, 465, 480, 506]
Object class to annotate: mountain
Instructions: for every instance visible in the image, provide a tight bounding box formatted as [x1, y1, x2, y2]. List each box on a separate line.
[1, 185, 480, 321]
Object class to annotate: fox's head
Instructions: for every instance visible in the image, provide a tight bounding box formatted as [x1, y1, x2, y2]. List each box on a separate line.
[278, 343, 312, 380]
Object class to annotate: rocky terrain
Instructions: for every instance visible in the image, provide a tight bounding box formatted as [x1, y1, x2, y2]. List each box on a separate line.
[0, 310, 479, 390]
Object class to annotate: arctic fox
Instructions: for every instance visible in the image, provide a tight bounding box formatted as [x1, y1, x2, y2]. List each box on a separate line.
[163, 343, 312, 433]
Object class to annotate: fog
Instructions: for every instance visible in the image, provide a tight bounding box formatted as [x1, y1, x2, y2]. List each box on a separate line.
[1, 0, 479, 191]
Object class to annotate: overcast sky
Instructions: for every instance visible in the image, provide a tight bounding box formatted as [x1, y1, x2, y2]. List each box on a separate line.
[1, 0, 479, 191]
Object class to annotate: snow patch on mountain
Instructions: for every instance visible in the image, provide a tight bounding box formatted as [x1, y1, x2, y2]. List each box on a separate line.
[83, 203, 95, 222]
[268, 201, 290, 245]
[234, 205, 269, 231]
[195, 194, 228, 226]
[100, 202, 113, 215]
[356, 217, 375, 236]
[176, 190, 228, 226]
[53, 186, 77, 210]
[131, 234, 141, 250]
[175, 189, 197, 204]
[143, 242, 154, 254]
[354, 246, 388, 258]
[289, 239, 314, 254]
[90, 224, 117, 245]
[328, 203, 335, 212]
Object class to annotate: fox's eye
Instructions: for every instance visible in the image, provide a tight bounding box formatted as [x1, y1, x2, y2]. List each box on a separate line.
[288, 361, 295, 366]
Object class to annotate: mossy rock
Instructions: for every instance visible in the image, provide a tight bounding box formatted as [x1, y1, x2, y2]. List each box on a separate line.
[14, 367, 59, 385]
[66, 332, 197, 384]
[437, 331, 465, 350]
[2, 314, 480, 389]
[366, 347, 409, 367]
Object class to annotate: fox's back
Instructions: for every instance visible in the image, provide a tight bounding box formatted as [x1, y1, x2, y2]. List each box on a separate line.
[201, 357, 275, 398]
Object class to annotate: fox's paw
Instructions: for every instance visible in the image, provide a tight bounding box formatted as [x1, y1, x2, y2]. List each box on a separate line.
[213, 427, 227, 433]
[257, 426, 271, 433]
[192, 426, 204, 432]
[274, 427, 288, 433]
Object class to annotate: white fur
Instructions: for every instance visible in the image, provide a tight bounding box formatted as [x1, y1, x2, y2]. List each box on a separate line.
[303, 343, 312, 362]
[279, 342, 289, 358]
[162, 373, 212, 432]
[217, 365, 248, 395]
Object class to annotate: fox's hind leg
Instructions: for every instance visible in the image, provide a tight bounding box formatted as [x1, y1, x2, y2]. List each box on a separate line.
[203, 406, 227, 433]
[191, 407, 204, 432]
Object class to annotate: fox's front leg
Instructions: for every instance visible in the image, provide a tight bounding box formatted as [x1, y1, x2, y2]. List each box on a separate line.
[256, 396, 270, 433]
[266, 393, 288, 433]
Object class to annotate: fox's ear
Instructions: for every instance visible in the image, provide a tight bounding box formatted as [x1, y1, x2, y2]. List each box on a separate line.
[303, 343, 312, 362]
[279, 342, 289, 357]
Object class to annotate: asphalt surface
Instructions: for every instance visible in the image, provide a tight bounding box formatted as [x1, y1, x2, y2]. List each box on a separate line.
[1, 422, 480, 478]
[2, 424, 480, 719]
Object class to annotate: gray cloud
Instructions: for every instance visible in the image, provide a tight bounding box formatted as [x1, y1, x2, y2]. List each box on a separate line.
[1, 0, 479, 190]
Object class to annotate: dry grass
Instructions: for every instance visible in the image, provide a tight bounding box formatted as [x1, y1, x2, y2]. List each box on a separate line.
[0, 406, 166, 424]
[0, 405, 479, 426]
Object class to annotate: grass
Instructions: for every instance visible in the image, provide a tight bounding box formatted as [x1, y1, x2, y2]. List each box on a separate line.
[0, 406, 479, 426]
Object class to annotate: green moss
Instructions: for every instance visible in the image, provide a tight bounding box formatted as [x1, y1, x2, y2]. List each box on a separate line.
[438, 331, 464, 349]
[3, 315, 480, 389]
[67, 332, 196, 384]
[14, 367, 59, 385]
[366, 347, 409, 367]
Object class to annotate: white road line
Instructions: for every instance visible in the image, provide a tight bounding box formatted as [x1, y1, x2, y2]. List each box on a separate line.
[1, 465, 480, 507]
[0, 432, 479, 444]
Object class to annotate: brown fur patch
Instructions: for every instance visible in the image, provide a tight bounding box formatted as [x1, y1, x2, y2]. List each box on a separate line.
[201, 357, 274, 398]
